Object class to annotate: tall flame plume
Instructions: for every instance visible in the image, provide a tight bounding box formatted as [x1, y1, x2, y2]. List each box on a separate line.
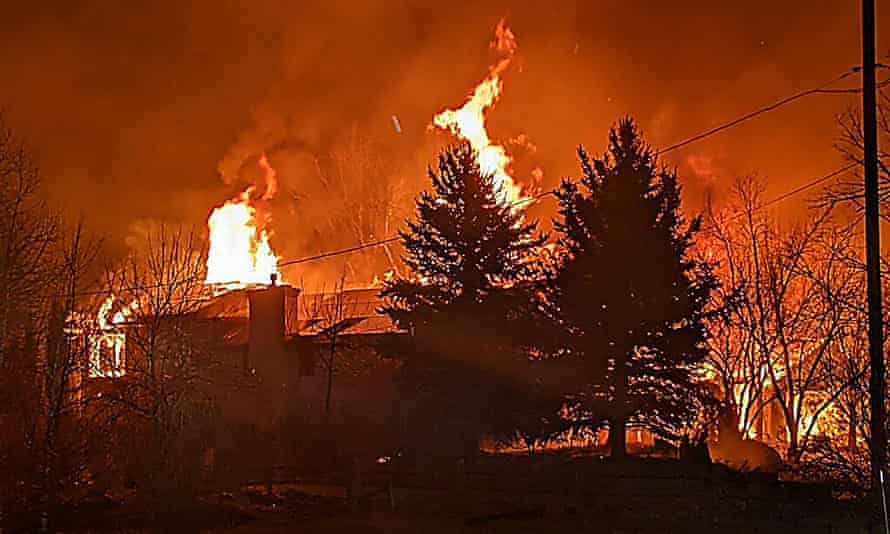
[432, 19, 528, 208]
[205, 154, 282, 291]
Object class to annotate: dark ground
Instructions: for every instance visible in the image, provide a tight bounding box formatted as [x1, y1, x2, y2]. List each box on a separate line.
[23, 455, 877, 533]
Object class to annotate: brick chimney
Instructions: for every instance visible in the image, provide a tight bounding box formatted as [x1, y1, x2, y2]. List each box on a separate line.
[249, 284, 284, 345]
[247, 283, 299, 426]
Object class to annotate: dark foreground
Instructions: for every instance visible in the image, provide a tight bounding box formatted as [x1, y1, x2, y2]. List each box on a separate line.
[16, 456, 876, 533]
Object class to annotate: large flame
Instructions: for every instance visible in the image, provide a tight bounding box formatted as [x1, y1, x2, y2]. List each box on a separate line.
[432, 19, 529, 208]
[204, 154, 282, 291]
[205, 189, 280, 290]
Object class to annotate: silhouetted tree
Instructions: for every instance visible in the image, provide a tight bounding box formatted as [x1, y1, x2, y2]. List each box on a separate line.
[0, 119, 109, 531]
[36, 221, 104, 529]
[301, 271, 354, 423]
[489, 371, 567, 455]
[381, 143, 548, 454]
[549, 118, 718, 458]
[0, 115, 59, 368]
[704, 176, 863, 465]
[104, 224, 220, 509]
[382, 143, 543, 318]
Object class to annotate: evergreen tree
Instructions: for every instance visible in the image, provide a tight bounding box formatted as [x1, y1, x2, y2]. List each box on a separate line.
[381, 142, 550, 451]
[382, 143, 543, 322]
[549, 118, 717, 458]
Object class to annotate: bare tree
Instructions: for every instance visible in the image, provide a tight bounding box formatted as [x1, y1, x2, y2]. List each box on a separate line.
[0, 119, 105, 530]
[0, 115, 58, 367]
[0, 218, 112, 531]
[802, 305, 872, 492]
[102, 224, 218, 504]
[704, 176, 864, 463]
[702, 194, 771, 439]
[822, 90, 890, 216]
[301, 272, 356, 423]
[298, 128, 409, 280]
[37, 221, 104, 528]
[800, 86, 890, 491]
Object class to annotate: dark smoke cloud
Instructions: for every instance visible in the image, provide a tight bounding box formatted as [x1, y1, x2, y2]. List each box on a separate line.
[0, 0, 883, 279]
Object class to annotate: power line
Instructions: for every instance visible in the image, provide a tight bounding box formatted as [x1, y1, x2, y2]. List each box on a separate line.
[757, 163, 857, 210]
[63, 72, 875, 298]
[659, 70, 879, 154]
[71, 163, 855, 293]
[699, 163, 857, 235]
[58, 190, 558, 298]
[56, 280, 205, 299]
[58, 164, 852, 300]
[275, 163, 856, 268]
[278, 237, 401, 268]
[277, 189, 557, 269]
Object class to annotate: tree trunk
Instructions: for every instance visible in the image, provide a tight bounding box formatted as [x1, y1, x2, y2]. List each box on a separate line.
[787, 423, 799, 466]
[41, 423, 58, 534]
[609, 350, 628, 459]
[609, 415, 627, 459]
[325, 341, 335, 423]
[786, 444, 800, 466]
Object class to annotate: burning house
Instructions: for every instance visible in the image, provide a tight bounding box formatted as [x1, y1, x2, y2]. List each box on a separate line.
[64, 278, 407, 482]
[61, 16, 797, 477]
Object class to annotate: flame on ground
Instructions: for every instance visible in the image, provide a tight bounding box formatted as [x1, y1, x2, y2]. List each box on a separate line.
[432, 19, 529, 208]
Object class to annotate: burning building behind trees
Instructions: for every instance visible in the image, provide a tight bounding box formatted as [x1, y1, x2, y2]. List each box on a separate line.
[7, 17, 884, 527]
[7, 5, 890, 530]
[62, 173, 870, 488]
[54, 285, 366, 487]
[697, 175, 870, 474]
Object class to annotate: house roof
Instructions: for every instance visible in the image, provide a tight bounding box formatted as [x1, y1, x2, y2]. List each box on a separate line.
[295, 288, 402, 336]
[194, 285, 403, 337]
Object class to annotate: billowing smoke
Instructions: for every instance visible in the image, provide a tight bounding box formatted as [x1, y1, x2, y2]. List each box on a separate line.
[0, 1, 864, 273]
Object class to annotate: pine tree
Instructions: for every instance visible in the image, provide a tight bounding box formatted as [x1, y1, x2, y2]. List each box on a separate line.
[381, 142, 549, 449]
[382, 142, 543, 327]
[550, 118, 717, 458]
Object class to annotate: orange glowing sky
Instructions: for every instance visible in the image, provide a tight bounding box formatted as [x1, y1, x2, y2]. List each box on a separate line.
[0, 1, 885, 268]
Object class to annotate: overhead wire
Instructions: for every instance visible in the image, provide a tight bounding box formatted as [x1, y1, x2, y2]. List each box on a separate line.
[60, 69, 875, 298]
[660, 69, 887, 154]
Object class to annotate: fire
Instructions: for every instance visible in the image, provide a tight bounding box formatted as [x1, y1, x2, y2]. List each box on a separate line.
[432, 19, 529, 208]
[89, 295, 138, 378]
[204, 153, 282, 291]
[371, 269, 395, 288]
[257, 154, 278, 201]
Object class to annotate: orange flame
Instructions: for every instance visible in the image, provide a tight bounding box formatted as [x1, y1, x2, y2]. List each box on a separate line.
[205, 189, 280, 291]
[258, 154, 278, 201]
[205, 153, 282, 291]
[432, 19, 529, 208]
[371, 269, 396, 288]
[90, 295, 138, 378]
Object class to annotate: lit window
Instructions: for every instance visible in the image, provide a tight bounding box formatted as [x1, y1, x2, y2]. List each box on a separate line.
[90, 331, 126, 378]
